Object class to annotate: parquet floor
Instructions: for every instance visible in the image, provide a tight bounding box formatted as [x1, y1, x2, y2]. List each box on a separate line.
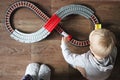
[0, 0, 120, 80]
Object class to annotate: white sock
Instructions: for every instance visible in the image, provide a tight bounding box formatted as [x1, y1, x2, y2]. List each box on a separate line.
[38, 64, 51, 80]
[25, 63, 40, 80]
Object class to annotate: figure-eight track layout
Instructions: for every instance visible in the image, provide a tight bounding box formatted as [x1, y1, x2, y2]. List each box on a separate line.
[5, 1, 100, 46]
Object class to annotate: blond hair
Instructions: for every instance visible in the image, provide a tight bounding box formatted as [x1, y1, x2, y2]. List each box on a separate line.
[89, 29, 116, 58]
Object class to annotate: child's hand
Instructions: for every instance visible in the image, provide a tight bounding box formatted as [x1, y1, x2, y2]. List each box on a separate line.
[61, 37, 68, 48]
[62, 37, 68, 43]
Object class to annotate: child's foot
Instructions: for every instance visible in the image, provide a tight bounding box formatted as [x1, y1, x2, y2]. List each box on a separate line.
[38, 64, 51, 80]
[25, 63, 40, 80]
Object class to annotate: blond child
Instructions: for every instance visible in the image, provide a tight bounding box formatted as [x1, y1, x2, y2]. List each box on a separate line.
[61, 29, 117, 80]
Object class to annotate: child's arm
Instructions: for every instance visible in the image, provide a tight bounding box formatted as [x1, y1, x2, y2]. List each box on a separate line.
[60, 37, 86, 68]
[61, 37, 87, 78]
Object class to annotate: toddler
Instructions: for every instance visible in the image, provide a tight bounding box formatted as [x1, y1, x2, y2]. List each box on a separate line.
[61, 29, 117, 80]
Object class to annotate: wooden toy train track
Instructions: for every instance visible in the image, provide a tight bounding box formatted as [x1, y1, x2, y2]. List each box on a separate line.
[5, 1, 100, 46]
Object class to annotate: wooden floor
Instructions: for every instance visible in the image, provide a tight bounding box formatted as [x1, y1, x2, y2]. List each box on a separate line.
[0, 0, 120, 80]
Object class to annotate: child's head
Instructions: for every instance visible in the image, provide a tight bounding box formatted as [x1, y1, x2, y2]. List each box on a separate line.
[89, 29, 116, 58]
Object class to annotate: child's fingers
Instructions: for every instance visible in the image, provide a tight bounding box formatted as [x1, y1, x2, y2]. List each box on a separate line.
[62, 37, 65, 42]
[62, 37, 64, 41]
[63, 37, 68, 42]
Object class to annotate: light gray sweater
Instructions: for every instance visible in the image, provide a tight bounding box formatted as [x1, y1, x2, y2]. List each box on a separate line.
[61, 40, 117, 80]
